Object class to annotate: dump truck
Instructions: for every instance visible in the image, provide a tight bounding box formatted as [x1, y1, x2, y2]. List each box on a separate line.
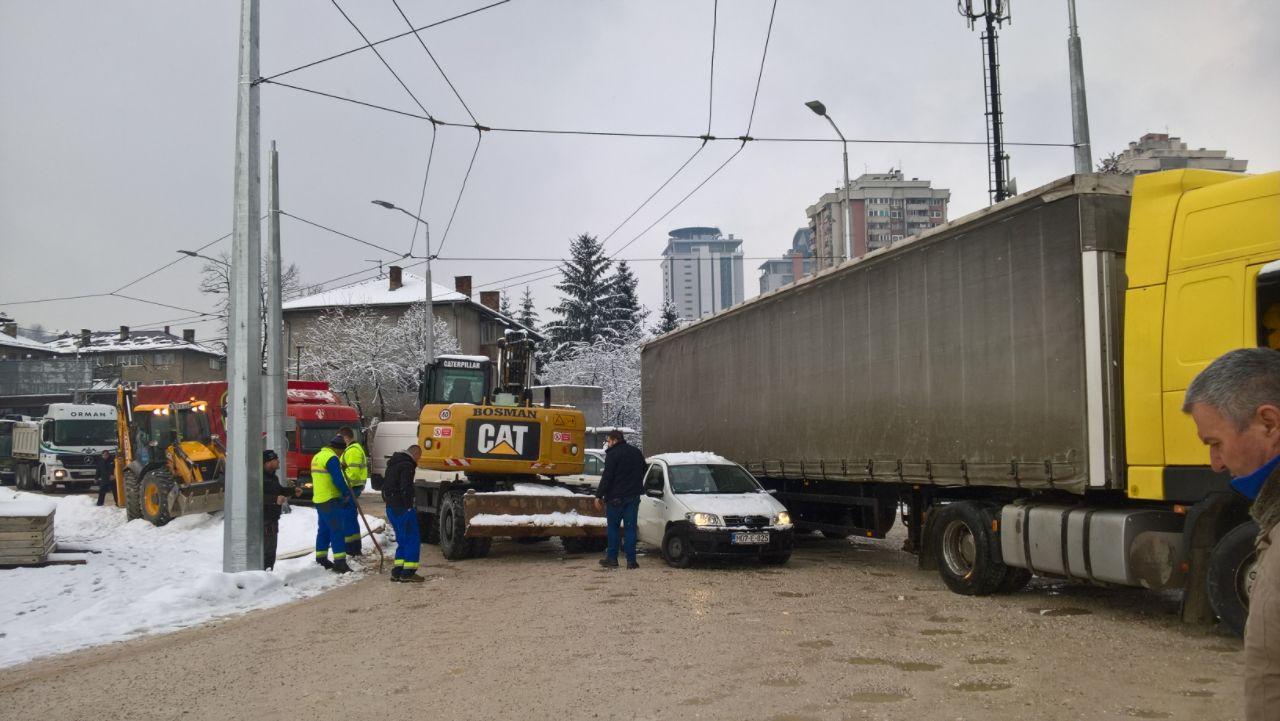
[113, 387, 224, 525]
[11, 403, 117, 491]
[642, 170, 1280, 634]
[412, 334, 605, 560]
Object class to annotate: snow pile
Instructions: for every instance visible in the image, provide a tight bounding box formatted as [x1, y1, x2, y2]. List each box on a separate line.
[0, 497, 56, 517]
[0, 488, 362, 669]
[478, 483, 575, 497]
[469, 511, 606, 528]
[648, 451, 734, 466]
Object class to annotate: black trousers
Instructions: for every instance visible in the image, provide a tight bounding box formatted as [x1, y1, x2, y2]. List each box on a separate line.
[263, 519, 279, 569]
[96, 485, 115, 506]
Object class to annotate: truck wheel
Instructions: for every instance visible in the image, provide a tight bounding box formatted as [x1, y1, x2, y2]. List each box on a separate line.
[931, 502, 1007, 596]
[662, 529, 695, 568]
[124, 469, 143, 521]
[38, 465, 50, 491]
[140, 469, 176, 527]
[418, 511, 440, 545]
[1208, 520, 1259, 637]
[438, 492, 474, 560]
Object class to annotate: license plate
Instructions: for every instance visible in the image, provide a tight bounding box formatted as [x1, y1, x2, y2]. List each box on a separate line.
[731, 532, 770, 545]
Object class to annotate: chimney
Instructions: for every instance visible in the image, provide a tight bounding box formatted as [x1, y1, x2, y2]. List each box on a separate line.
[163, 325, 171, 336]
[119, 325, 129, 341]
[479, 291, 500, 312]
[183, 329, 196, 343]
[388, 265, 403, 291]
[80, 329, 91, 347]
[1, 322, 15, 338]
[454, 275, 472, 300]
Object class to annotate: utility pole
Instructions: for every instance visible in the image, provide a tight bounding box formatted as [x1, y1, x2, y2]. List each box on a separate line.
[1067, 0, 1093, 175]
[265, 141, 286, 479]
[225, 0, 264, 572]
[958, 0, 1013, 204]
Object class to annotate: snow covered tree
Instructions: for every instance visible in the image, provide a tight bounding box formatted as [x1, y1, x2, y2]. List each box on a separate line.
[545, 233, 616, 357]
[1096, 151, 1126, 174]
[516, 287, 540, 330]
[652, 300, 681, 335]
[603, 260, 648, 341]
[499, 291, 513, 317]
[540, 336, 644, 437]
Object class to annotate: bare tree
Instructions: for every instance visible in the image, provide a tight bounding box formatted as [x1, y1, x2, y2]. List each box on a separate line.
[199, 251, 312, 360]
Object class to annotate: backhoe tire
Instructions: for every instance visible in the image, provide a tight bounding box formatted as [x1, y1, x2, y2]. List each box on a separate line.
[1208, 520, 1259, 637]
[124, 469, 143, 521]
[438, 491, 475, 561]
[931, 501, 1007, 596]
[139, 469, 177, 527]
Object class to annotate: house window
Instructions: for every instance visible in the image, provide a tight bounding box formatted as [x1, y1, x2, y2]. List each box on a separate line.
[120, 354, 144, 367]
[153, 352, 176, 366]
[208, 358, 225, 370]
[931, 210, 942, 218]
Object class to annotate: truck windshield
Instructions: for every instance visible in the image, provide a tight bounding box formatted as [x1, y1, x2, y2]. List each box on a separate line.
[668, 464, 761, 494]
[430, 369, 486, 404]
[300, 424, 358, 453]
[54, 420, 116, 447]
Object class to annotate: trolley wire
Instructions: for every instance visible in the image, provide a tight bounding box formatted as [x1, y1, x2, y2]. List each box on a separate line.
[330, 0, 436, 121]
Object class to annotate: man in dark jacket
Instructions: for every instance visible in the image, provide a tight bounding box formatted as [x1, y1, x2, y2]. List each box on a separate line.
[94, 450, 115, 507]
[262, 450, 297, 571]
[594, 430, 646, 569]
[383, 445, 423, 583]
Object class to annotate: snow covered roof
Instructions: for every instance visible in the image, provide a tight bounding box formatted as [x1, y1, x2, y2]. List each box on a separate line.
[0, 333, 53, 353]
[47, 330, 222, 357]
[648, 451, 735, 466]
[282, 272, 467, 311]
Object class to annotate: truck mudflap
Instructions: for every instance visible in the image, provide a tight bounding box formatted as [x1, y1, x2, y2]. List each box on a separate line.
[462, 492, 606, 539]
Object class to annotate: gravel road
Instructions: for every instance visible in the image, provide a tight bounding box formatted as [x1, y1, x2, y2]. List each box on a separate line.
[0, 514, 1245, 721]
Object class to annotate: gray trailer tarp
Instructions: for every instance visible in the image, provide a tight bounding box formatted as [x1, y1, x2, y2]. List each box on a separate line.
[642, 175, 1132, 494]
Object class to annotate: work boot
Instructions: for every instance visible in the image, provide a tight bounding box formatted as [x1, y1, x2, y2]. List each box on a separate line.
[316, 557, 334, 570]
[398, 572, 425, 584]
[598, 557, 618, 568]
[626, 560, 639, 570]
[390, 567, 402, 582]
[331, 559, 353, 574]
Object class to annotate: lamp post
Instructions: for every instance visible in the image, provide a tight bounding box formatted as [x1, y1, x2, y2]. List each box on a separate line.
[805, 100, 852, 263]
[371, 200, 435, 367]
[178, 249, 229, 265]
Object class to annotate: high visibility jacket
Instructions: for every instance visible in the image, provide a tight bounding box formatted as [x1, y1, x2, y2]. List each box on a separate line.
[311, 447, 346, 504]
[342, 442, 369, 483]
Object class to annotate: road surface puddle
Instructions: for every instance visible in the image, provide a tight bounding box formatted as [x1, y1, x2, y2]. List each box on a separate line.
[775, 591, 812, 598]
[926, 615, 966, 623]
[952, 679, 1013, 692]
[844, 656, 941, 672]
[919, 629, 964, 636]
[1190, 677, 1217, 684]
[1124, 709, 1171, 719]
[1026, 607, 1092, 617]
[796, 639, 834, 649]
[867, 571, 895, 577]
[841, 689, 910, 703]
[1180, 690, 1214, 698]
[966, 656, 1012, 666]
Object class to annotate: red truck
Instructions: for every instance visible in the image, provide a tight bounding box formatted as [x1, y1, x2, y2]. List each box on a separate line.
[136, 380, 361, 489]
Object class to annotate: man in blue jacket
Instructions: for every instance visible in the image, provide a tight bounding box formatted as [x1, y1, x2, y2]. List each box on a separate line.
[594, 430, 646, 569]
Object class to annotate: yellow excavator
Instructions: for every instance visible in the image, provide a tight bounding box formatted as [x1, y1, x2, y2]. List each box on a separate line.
[412, 332, 605, 559]
[114, 387, 225, 526]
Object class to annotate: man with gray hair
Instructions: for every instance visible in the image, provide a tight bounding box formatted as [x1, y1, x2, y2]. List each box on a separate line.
[1184, 347, 1280, 721]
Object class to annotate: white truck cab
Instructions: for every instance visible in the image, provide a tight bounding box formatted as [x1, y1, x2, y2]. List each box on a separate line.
[12, 403, 118, 491]
[637, 452, 794, 567]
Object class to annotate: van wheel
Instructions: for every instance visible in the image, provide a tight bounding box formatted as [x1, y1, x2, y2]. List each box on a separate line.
[931, 502, 1007, 596]
[662, 529, 694, 568]
[1208, 520, 1259, 637]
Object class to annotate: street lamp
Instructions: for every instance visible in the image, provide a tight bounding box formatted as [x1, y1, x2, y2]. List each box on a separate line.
[371, 200, 436, 367]
[178, 249, 228, 265]
[805, 100, 852, 263]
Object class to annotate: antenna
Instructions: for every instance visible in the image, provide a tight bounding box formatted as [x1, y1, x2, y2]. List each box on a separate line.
[363, 258, 385, 277]
[958, 0, 1013, 204]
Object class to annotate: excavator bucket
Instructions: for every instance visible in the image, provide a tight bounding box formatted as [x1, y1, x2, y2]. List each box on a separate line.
[463, 491, 607, 539]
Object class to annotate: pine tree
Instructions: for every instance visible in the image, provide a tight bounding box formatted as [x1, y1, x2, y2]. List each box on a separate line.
[604, 260, 648, 341]
[546, 233, 614, 355]
[652, 300, 681, 335]
[499, 291, 513, 317]
[516, 287, 540, 329]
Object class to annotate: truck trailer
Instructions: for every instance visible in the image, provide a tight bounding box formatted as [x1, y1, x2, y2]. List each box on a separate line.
[641, 170, 1280, 633]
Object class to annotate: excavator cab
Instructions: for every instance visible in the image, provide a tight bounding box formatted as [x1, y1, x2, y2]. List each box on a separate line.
[420, 356, 492, 406]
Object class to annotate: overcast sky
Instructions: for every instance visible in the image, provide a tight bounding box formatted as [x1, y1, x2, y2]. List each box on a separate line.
[2, 0, 1277, 342]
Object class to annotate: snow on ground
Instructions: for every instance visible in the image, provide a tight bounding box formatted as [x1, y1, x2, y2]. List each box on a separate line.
[469, 511, 606, 528]
[477, 483, 575, 497]
[0, 487, 371, 669]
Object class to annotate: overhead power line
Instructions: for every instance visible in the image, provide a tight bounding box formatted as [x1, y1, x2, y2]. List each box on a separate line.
[281, 211, 405, 256]
[329, 0, 435, 120]
[744, 0, 779, 137]
[391, 0, 480, 126]
[707, 0, 718, 137]
[257, 0, 513, 86]
[434, 130, 484, 257]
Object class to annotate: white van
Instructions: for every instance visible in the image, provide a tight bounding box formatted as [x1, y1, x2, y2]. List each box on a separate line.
[637, 452, 794, 567]
[367, 421, 419, 487]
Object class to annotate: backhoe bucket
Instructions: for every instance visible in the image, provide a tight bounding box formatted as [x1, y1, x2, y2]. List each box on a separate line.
[463, 492, 606, 539]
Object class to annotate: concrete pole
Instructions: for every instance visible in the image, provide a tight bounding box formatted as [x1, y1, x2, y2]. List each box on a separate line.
[1067, 0, 1093, 175]
[423, 225, 436, 367]
[225, 0, 264, 572]
[265, 141, 286, 479]
[841, 141, 851, 261]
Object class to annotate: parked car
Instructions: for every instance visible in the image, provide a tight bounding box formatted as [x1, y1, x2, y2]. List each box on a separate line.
[556, 449, 604, 492]
[637, 452, 794, 567]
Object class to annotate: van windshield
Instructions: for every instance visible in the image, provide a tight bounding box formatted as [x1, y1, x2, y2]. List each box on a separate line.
[668, 464, 761, 494]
